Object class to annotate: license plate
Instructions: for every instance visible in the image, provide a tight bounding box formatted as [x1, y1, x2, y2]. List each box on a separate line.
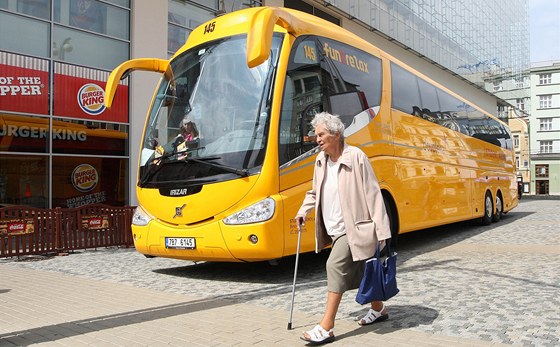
[165, 237, 196, 249]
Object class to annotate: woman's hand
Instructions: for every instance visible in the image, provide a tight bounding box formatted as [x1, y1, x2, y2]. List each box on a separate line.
[295, 216, 305, 230]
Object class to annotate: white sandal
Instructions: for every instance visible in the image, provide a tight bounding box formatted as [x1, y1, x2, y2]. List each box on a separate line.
[300, 324, 335, 345]
[358, 304, 389, 326]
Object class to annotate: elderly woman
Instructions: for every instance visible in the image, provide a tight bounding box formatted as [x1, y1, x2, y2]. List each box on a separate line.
[295, 112, 392, 345]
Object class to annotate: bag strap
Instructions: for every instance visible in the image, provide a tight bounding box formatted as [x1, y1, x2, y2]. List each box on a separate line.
[375, 243, 381, 258]
[378, 239, 393, 258]
[374, 238, 394, 259]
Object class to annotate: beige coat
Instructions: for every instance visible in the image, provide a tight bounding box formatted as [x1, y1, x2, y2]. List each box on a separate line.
[297, 144, 392, 261]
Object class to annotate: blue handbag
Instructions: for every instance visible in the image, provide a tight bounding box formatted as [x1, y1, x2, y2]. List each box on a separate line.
[355, 241, 399, 304]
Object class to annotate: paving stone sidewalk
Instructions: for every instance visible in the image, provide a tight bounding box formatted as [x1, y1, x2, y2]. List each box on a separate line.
[1, 199, 559, 346]
[1, 264, 506, 347]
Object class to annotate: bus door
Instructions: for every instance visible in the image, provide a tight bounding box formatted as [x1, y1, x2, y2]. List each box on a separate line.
[278, 35, 384, 252]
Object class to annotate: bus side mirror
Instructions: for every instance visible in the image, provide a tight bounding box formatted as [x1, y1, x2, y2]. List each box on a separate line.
[246, 7, 304, 68]
[104, 58, 170, 108]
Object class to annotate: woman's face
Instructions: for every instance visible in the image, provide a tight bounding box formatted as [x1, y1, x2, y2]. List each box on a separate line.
[314, 123, 340, 156]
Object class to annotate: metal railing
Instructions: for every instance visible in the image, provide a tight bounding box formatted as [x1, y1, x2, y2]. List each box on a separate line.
[0, 204, 135, 258]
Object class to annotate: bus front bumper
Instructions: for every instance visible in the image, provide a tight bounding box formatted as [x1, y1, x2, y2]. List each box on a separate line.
[131, 217, 284, 262]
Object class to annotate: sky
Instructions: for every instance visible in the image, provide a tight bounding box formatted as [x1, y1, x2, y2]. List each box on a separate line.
[530, 0, 560, 63]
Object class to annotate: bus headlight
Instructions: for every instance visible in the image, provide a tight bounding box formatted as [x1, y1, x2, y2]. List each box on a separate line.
[223, 197, 275, 225]
[132, 206, 153, 226]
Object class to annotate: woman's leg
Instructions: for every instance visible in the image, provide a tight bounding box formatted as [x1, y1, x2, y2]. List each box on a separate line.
[320, 291, 342, 330]
[358, 301, 389, 325]
[371, 301, 386, 312]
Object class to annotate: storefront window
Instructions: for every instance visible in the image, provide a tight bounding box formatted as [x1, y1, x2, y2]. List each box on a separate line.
[52, 118, 128, 156]
[0, 11, 50, 58]
[53, 25, 129, 70]
[0, 154, 48, 208]
[54, 0, 130, 40]
[52, 156, 128, 208]
[168, 0, 216, 54]
[190, 0, 218, 8]
[105, 0, 129, 6]
[53, 62, 129, 123]
[0, 114, 50, 153]
[1, 1, 131, 209]
[0, 52, 50, 115]
[0, 0, 50, 19]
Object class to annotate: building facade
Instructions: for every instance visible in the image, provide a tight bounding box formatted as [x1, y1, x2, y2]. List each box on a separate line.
[0, 0, 530, 207]
[483, 71, 531, 192]
[529, 61, 560, 195]
[0, 0, 132, 208]
[509, 116, 530, 194]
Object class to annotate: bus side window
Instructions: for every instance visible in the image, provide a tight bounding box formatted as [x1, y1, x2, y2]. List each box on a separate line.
[318, 37, 382, 125]
[279, 37, 324, 166]
[279, 72, 322, 164]
[279, 36, 382, 166]
[418, 78, 440, 121]
[435, 89, 464, 133]
[391, 63, 421, 116]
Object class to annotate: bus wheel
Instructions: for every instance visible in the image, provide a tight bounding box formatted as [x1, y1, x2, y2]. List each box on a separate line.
[479, 191, 493, 226]
[492, 193, 503, 222]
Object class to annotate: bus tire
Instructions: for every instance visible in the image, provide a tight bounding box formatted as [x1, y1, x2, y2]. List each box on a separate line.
[383, 193, 398, 247]
[492, 193, 503, 222]
[479, 191, 493, 226]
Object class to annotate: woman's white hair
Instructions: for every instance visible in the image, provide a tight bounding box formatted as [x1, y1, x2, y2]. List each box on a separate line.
[311, 112, 345, 143]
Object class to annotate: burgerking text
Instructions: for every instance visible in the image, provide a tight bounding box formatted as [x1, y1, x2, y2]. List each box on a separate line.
[0, 124, 87, 141]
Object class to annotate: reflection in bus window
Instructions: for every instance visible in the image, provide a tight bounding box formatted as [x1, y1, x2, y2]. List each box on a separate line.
[279, 36, 382, 166]
[391, 62, 511, 149]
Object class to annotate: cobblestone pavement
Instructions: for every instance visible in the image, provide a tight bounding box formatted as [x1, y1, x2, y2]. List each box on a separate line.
[1, 199, 559, 346]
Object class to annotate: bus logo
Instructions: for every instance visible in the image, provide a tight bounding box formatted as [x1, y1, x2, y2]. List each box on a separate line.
[77, 83, 106, 115]
[173, 204, 186, 218]
[71, 164, 98, 192]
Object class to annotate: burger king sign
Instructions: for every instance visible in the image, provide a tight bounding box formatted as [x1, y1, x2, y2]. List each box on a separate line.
[72, 164, 98, 192]
[77, 83, 106, 115]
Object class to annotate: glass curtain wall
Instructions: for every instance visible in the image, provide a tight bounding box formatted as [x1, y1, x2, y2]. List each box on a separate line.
[323, 0, 530, 87]
[167, 0, 265, 56]
[0, 0, 131, 208]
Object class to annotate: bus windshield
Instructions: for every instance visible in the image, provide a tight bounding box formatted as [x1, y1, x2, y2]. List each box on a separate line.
[138, 34, 283, 187]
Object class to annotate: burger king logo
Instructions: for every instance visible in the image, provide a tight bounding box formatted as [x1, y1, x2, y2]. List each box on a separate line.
[72, 164, 98, 192]
[77, 83, 106, 115]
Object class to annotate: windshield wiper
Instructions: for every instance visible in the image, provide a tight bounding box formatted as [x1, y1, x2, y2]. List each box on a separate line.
[139, 153, 248, 186]
[139, 146, 200, 186]
[183, 157, 249, 177]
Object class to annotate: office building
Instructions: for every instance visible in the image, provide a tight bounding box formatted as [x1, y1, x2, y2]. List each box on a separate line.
[529, 61, 560, 195]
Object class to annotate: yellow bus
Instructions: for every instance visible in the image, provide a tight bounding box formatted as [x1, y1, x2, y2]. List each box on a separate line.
[104, 6, 518, 262]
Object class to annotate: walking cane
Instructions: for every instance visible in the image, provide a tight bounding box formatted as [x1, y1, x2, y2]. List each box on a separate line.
[287, 222, 302, 330]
